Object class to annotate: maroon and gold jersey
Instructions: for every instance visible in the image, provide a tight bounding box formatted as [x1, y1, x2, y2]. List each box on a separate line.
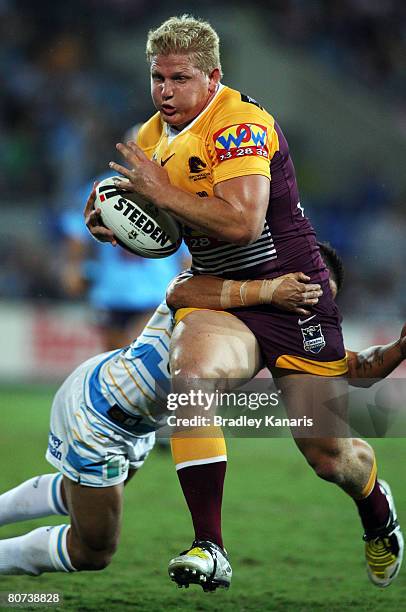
[137, 85, 327, 283]
[138, 85, 346, 373]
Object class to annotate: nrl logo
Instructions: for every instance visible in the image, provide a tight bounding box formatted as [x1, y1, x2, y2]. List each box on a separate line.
[301, 324, 326, 354]
[128, 229, 138, 240]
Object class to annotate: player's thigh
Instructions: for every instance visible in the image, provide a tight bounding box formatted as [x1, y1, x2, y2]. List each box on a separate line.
[63, 477, 124, 553]
[170, 310, 262, 380]
[272, 370, 351, 453]
[61, 468, 136, 510]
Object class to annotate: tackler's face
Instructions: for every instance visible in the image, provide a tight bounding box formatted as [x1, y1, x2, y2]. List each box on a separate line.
[150, 53, 220, 131]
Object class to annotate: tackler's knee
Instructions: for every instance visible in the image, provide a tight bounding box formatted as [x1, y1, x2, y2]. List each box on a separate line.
[72, 546, 116, 572]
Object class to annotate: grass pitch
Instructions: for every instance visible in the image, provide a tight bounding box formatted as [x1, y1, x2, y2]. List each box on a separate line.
[0, 386, 405, 611]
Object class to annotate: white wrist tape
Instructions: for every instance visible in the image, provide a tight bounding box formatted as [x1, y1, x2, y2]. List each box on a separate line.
[258, 278, 285, 304]
[220, 280, 234, 309]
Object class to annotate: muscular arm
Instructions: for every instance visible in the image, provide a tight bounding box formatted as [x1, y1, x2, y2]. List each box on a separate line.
[152, 174, 269, 245]
[166, 271, 323, 316]
[110, 143, 269, 245]
[346, 324, 406, 387]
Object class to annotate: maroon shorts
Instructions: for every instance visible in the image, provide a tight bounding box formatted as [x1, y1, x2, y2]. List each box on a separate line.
[229, 279, 347, 376]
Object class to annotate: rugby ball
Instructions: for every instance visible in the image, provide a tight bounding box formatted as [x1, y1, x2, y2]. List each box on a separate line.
[95, 176, 182, 258]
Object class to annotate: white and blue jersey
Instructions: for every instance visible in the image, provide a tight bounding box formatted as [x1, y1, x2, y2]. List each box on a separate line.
[84, 302, 173, 435]
[46, 303, 174, 487]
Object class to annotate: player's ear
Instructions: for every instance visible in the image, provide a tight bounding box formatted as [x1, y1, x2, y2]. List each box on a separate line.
[208, 68, 221, 92]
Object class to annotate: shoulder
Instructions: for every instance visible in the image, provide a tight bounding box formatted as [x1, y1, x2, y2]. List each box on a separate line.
[213, 86, 274, 126]
[206, 86, 275, 153]
[204, 87, 275, 167]
[137, 113, 163, 154]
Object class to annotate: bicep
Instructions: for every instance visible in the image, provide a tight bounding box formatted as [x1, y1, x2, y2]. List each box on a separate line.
[213, 174, 270, 241]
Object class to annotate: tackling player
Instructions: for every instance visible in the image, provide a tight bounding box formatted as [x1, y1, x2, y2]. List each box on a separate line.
[85, 15, 403, 589]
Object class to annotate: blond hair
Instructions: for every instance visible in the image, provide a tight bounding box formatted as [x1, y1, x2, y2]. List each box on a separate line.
[146, 14, 222, 77]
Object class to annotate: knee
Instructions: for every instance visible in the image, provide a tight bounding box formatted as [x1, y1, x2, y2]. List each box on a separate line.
[172, 363, 226, 382]
[170, 354, 228, 382]
[72, 546, 116, 572]
[69, 534, 118, 572]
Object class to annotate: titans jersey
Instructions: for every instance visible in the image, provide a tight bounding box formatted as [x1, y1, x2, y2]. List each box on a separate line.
[83, 303, 173, 436]
[137, 85, 328, 282]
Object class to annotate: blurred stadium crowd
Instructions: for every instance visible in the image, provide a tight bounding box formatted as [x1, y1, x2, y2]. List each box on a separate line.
[1, 0, 405, 321]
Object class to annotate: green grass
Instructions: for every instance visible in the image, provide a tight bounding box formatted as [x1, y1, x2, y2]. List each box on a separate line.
[1, 386, 406, 611]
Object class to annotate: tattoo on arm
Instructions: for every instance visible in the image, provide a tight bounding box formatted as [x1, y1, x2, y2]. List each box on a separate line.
[356, 347, 384, 373]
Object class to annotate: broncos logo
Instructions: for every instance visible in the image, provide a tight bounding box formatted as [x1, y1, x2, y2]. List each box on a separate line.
[188, 156, 207, 174]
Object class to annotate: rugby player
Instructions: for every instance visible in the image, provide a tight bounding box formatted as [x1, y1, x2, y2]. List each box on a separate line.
[0, 244, 404, 585]
[165, 242, 406, 590]
[85, 15, 403, 589]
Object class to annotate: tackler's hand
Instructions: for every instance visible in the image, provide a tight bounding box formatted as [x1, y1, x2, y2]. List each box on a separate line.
[270, 272, 323, 316]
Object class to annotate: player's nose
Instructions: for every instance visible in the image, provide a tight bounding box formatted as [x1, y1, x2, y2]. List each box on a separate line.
[161, 81, 174, 99]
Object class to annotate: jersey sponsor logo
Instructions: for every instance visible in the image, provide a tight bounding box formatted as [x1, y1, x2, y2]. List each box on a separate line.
[48, 431, 63, 461]
[301, 324, 326, 354]
[103, 455, 128, 480]
[107, 405, 144, 430]
[213, 123, 269, 162]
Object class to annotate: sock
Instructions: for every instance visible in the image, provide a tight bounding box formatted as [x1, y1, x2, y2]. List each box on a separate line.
[171, 426, 227, 549]
[354, 458, 390, 533]
[0, 524, 75, 575]
[0, 473, 68, 526]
